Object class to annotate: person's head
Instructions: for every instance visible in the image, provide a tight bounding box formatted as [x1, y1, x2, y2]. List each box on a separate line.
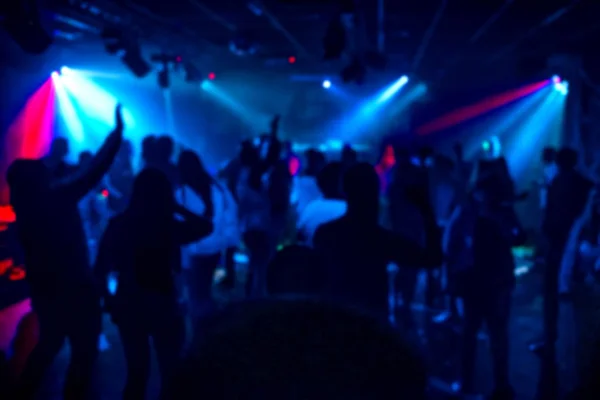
[141, 135, 157, 164]
[170, 300, 428, 400]
[128, 168, 174, 219]
[556, 147, 578, 171]
[240, 141, 259, 166]
[156, 135, 174, 163]
[343, 162, 380, 222]
[178, 150, 209, 185]
[78, 151, 93, 168]
[304, 149, 326, 177]
[48, 137, 69, 163]
[7, 159, 50, 209]
[341, 144, 357, 166]
[317, 161, 343, 199]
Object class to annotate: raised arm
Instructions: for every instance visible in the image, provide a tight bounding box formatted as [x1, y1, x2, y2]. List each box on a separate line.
[53, 105, 124, 201]
[173, 204, 214, 245]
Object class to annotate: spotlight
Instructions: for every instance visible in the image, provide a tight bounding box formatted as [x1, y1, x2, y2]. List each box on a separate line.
[51, 71, 59, 78]
[322, 80, 331, 89]
[60, 66, 69, 75]
[208, 72, 216, 80]
[552, 75, 561, 84]
[554, 80, 569, 95]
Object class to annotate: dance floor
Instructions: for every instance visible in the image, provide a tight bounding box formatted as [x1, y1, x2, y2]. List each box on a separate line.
[0, 255, 581, 399]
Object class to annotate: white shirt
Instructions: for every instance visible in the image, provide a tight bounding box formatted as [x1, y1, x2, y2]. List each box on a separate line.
[177, 181, 240, 264]
[236, 167, 271, 232]
[297, 198, 347, 246]
[292, 176, 322, 216]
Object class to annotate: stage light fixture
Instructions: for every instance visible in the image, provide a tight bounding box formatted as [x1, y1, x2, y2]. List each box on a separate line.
[101, 28, 151, 78]
[3, 1, 53, 54]
[322, 80, 331, 89]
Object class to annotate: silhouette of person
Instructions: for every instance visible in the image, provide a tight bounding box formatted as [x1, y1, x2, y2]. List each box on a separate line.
[297, 162, 346, 246]
[7, 105, 124, 400]
[44, 137, 77, 179]
[313, 162, 442, 321]
[141, 135, 158, 168]
[177, 150, 239, 322]
[154, 135, 179, 187]
[168, 300, 428, 400]
[94, 168, 213, 399]
[237, 116, 281, 298]
[539, 147, 593, 396]
[106, 140, 134, 215]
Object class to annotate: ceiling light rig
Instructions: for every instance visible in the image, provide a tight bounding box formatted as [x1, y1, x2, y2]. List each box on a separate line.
[101, 28, 151, 78]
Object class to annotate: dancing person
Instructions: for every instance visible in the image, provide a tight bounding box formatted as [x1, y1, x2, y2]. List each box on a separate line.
[177, 150, 240, 321]
[297, 162, 346, 246]
[291, 149, 326, 216]
[446, 173, 526, 399]
[44, 136, 77, 179]
[94, 168, 213, 399]
[7, 105, 124, 400]
[539, 148, 593, 396]
[237, 116, 281, 298]
[314, 163, 443, 322]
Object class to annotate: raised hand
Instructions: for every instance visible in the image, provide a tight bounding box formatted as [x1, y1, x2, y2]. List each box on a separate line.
[114, 104, 124, 133]
[270, 115, 281, 137]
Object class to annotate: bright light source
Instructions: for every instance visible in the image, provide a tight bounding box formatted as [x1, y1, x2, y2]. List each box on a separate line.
[322, 80, 331, 89]
[551, 75, 561, 84]
[60, 66, 69, 75]
[51, 71, 59, 78]
[208, 72, 216, 80]
[553, 80, 569, 96]
[288, 56, 296, 64]
[201, 80, 210, 90]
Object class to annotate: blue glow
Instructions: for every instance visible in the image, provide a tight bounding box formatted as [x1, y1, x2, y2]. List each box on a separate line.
[51, 73, 85, 146]
[553, 80, 569, 95]
[463, 88, 549, 160]
[58, 68, 135, 129]
[376, 75, 409, 104]
[322, 80, 332, 89]
[60, 66, 70, 75]
[505, 90, 565, 177]
[201, 80, 268, 128]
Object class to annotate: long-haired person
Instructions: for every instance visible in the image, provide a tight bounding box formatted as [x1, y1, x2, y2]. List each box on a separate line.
[94, 168, 213, 399]
[177, 150, 240, 322]
[8, 106, 124, 400]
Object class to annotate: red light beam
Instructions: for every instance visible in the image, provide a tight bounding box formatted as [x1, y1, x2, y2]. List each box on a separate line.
[416, 80, 551, 136]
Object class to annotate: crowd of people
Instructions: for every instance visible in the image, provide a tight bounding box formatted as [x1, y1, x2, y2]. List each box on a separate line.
[1, 104, 600, 400]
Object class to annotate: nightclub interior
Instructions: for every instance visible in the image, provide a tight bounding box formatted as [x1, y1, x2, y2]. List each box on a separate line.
[1, 1, 600, 399]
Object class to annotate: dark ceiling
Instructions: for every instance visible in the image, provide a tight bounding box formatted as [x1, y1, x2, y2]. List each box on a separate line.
[6, 0, 600, 96]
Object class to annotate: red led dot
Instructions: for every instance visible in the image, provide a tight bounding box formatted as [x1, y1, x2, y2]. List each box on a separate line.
[208, 72, 216, 80]
[288, 56, 296, 64]
[176, 56, 182, 62]
[101, 189, 109, 198]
